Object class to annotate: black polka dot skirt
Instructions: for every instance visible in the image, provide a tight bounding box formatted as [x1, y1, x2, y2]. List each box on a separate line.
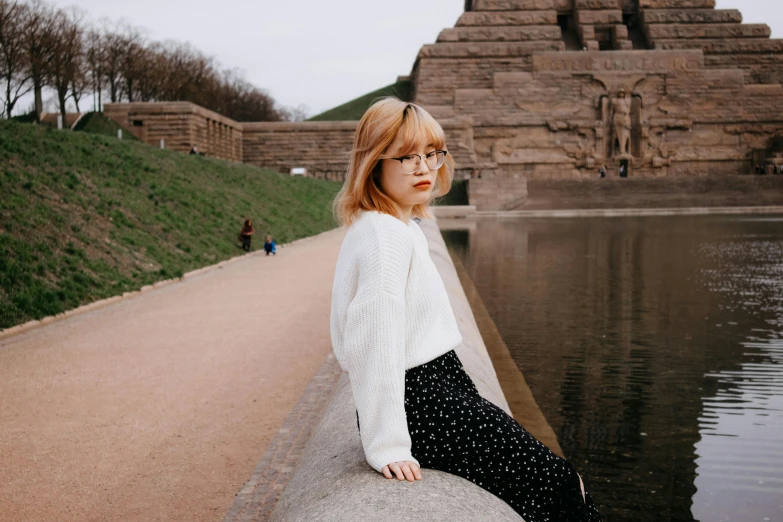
[357, 349, 602, 522]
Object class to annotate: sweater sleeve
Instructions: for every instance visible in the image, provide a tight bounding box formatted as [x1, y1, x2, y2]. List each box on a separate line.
[339, 219, 417, 473]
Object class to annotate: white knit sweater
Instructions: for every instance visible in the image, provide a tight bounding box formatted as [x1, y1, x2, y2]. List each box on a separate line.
[330, 210, 463, 472]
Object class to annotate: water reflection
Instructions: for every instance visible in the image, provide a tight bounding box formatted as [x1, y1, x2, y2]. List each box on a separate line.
[442, 216, 783, 522]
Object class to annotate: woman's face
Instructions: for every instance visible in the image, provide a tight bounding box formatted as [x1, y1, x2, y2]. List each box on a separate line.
[376, 132, 436, 213]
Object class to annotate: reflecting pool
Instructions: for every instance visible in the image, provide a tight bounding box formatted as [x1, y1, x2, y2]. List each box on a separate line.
[442, 215, 783, 522]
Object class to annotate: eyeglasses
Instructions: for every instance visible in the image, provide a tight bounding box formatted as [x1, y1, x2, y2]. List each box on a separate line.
[378, 150, 448, 175]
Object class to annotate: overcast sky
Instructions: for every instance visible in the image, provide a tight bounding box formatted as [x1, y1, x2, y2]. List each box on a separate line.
[43, 0, 783, 117]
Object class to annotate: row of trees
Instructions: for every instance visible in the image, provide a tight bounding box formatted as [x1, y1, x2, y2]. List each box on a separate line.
[0, 0, 303, 123]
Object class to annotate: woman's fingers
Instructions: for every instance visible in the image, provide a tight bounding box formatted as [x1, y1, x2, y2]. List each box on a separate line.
[383, 461, 422, 482]
[388, 462, 404, 480]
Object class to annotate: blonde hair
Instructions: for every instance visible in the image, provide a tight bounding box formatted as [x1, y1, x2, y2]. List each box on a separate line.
[332, 97, 455, 226]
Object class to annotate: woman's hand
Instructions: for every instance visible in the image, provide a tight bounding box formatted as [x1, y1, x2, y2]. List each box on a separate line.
[381, 461, 422, 482]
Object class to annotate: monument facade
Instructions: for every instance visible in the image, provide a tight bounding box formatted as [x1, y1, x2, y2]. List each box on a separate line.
[412, 0, 783, 185]
[106, 0, 783, 209]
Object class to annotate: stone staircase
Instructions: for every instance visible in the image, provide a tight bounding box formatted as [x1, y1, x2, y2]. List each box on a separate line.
[636, 0, 783, 84]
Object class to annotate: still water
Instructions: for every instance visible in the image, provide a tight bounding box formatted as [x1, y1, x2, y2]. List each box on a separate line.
[442, 215, 783, 522]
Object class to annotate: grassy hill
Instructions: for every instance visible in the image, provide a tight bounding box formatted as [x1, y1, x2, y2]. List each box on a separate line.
[0, 119, 341, 329]
[308, 79, 413, 121]
[73, 111, 139, 139]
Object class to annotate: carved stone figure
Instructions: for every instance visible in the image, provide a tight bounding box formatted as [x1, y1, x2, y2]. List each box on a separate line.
[611, 88, 633, 157]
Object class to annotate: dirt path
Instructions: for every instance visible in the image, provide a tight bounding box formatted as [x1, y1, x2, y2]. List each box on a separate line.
[0, 228, 346, 522]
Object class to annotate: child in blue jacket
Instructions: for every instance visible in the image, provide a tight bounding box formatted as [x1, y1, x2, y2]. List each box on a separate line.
[264, 235, 276, 256]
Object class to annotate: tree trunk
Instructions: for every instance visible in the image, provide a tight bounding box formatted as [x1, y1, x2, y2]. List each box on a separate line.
[34, 81, 43, 122]
[58, 86, 68, 127]
[109, 77, 118, 103]
[72, 82, 81, 112]
[5, 83, 14, 118]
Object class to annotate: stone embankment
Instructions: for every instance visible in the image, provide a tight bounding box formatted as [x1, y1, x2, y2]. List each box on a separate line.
[268, 218, 559, 522]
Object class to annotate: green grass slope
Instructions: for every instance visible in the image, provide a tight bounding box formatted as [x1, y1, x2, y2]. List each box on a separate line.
[0, 119, 341, 329]
[73, 111, 138, 139]
[308, 80, 412, 121]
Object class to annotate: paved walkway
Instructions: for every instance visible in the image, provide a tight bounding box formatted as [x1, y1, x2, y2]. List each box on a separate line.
[0, 227, 346, 522]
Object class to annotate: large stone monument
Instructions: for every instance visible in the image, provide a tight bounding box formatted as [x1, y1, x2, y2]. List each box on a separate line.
[106, 0, 783, 210]
[411, 0, 783, 194]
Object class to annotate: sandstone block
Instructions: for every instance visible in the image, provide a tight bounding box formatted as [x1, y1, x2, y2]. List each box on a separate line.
[575, 9, 623, 25]
[579, 25, 596, 41]
[646, 23, 771, 41]
[655, 38, 783, 54]
[419, 41, 564, 58]
[438, 26, 563, 43]
[640, 0, 715, 8]
[456, 11, 558, 26]
[473, 0, 556, 10]
[575, 0, 621, 9]
[640, 9, 742, 25]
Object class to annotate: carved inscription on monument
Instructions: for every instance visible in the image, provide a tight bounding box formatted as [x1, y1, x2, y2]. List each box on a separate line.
[533, 51, 704, 73]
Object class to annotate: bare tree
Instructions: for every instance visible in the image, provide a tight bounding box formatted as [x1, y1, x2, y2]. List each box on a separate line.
[99, 19, 129, 103]
[84, 28, 104, 111]
[22, 0, 58, 121]
[48, 7, 85, 121]
[134, 42, 166, 102]
[287, 103, 310, 122]
[5, 0, 291, 123]
[0, 0, 32, 118]
[69, 40, 89, 112]
[117, 25, 145, 102]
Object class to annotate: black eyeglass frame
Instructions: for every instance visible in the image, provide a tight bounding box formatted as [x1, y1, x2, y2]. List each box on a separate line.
[378, 150, 449, 174]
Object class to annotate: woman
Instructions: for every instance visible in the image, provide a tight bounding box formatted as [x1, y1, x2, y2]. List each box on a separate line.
[329, 98, 602, 521]
[238, 219, 254, 252]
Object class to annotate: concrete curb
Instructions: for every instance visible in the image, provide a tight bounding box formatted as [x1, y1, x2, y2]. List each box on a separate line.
[0, 228, 338, 342]
[267, 217, 525, 522]
[477, 206, 783, 218]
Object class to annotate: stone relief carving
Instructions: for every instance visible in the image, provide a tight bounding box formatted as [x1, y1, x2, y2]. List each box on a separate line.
[564, 129, 597, 168]
[611, 88, 633, 157]
[647, 128, 678, 167]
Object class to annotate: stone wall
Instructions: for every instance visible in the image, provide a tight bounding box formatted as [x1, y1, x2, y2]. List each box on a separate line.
[242, 121, 357, 181]
[468, 174, 529, 210]
[104, 103, 479, 184]
[104, 102, 243, 162]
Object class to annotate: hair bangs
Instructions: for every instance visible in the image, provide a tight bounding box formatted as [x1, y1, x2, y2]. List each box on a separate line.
[395, 105, 447, 155]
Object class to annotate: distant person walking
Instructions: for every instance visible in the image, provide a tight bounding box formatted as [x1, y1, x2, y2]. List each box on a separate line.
[263, 235, 276, 256]
[598, 165, 606, 178]
[238, 219, 254, 252]
[619, 164, 626, 178]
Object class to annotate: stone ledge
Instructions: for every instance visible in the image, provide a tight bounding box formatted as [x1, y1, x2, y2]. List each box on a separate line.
[268, 218, 532, 521]
[438, 25, 563, 43]
[456, 11, 558, 26]
[474, 0, 557, 11]
[640, 0, 715, 8]
[476, 206, 783, 217]
[641, 9, 742, 25]
[432, 205, 478, 218]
